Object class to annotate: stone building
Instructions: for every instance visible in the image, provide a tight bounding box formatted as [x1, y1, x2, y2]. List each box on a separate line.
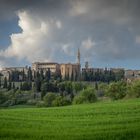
[125, 70, 140, 82]
[110, 68, 124, 73]
[31, 49, 81, 80]
[0, 70, 10, 81]
[0, 66, 29, 81]
[0, 49, 81, 81]
[60, 63, 80, 80]
[60, 48, 81, 80]
[32, 62, 60, 74]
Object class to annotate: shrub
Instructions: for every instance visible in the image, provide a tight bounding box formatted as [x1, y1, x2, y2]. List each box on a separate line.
[97, 83, 108, 97]
[0, 92, 8, 105]
[26, 99, 38, 105]
[36, 101, 45, 107]
[15, 90, 32, 105]
[43, 92, 56, 107]
[21, 82, 32, 91]
[61, 97, 71, 106]
[1, 100, 15, 107]
[0, 89, 16, 106]
[127, 81, 140, 98]
[52, 96, 71, 107]
[106, 81, 127, 100]
[73, 87, 97, 104]
[72, 82, 85, 93]
[73, 95, 86, 104]
[81, 87, 97, 103]
[15, 90, 22, 95]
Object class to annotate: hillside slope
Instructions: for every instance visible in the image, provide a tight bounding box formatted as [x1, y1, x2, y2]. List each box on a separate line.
[0, 99, 140, 140]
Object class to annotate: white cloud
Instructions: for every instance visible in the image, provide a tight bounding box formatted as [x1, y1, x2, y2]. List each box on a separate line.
[62, 43, 74, 56]
[0, 11, 64, 66]
[56, 20, 62, 29]
[1, 1, 140, 68]
[81, 38, 96, 50]
[80, 38, 97, 62]
[70, 1, 89, 16]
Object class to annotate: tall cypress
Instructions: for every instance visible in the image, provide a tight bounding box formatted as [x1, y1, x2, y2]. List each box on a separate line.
[0, 77, 1, 88]
[27, 67, 32, 82]
[3, 77, 8, 89]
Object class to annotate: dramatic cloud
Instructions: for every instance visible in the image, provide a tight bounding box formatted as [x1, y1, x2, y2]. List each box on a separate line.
[0, 11, 63, 64]
[0, 0, 140, 68]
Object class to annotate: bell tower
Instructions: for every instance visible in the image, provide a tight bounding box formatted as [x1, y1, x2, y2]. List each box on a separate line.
[77, 48, 80, 64]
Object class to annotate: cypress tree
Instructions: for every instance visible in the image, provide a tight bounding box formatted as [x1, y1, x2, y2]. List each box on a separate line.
[22, 69, 25, 81]
[47, 68, 51, 81]
[28, 67, 32, 82]
[20, 82, 23, 90]
[0, 77, 1, 88]
[12, 82, 15, 89]
[8, 82, 12, 90]
[3, 77, 7, 89]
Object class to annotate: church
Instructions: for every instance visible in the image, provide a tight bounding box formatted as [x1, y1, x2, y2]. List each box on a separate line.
[32, 48, 81, 80]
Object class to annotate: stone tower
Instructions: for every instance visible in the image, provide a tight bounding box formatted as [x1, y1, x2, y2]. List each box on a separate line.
[85, 61, 89, 69]
[77, 48, 80, 64]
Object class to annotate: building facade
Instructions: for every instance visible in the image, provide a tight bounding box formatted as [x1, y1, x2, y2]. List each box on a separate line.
[60, 63, 80, 80]
[125, 70, 140, 82]
[31, 49, 81, 80]
[0, 66, 29, 81]
[32, 62, 60, 73]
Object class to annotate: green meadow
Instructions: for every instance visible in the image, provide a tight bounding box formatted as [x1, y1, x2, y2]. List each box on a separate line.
[0, 99, 140, 140]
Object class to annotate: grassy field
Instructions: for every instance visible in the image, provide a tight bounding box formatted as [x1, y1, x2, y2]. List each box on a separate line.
[0, 99, 140, 140]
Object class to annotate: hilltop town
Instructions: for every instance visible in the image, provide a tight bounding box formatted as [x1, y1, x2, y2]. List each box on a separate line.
[0, 49, 140, 83]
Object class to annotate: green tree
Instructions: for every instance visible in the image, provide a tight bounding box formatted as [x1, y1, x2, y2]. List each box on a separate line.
[8, 82, 12, 90]
[22, 69, 25, 81]
[107, 81, 127, 100]
[52, 96, 71, 107]
[21, 82, 31, 91]
[73, 95, 86, 104]
[73, 87, 97, 104]
[0, 77, 1, 88]
[81, 87, 97, 103]
[27, 67, 32, 82]
[41, 82, 48, 100]
[0, 92, 8, 104]
[11, 71, 20, 82]
[97, 83, 108, 97]
[127, 81, 140, 98]
[8, 72, 12, 82]
[34, 71, 41, 92]
[20, 82, 23, 90]
[46, 68, 51, 81]
[65, 81, 73, 94]
[95, 82, 98, 90]
[43, 92, 56, 107]
[72, 82, 84, 93]
[12, 82, 15, 89]
[3, 77, 8, 89]
[115, 70, 125, 81]
[40, 69, 44, 80]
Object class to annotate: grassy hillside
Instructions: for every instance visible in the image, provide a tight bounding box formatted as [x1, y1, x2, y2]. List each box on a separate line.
[0, 99, 140, 140]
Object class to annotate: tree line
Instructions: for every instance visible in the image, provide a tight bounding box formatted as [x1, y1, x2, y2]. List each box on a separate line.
[81, 69, 124, 82]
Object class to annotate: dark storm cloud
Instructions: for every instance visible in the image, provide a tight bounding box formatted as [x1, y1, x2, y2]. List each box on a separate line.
[0, 1, 139, 16]
[0, 0, 69, 20]
[1, 0, 140, 24]
[1, 0, 140, 68]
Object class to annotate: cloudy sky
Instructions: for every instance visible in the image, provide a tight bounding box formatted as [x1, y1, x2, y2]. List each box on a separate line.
[0, 0, 140, 69]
